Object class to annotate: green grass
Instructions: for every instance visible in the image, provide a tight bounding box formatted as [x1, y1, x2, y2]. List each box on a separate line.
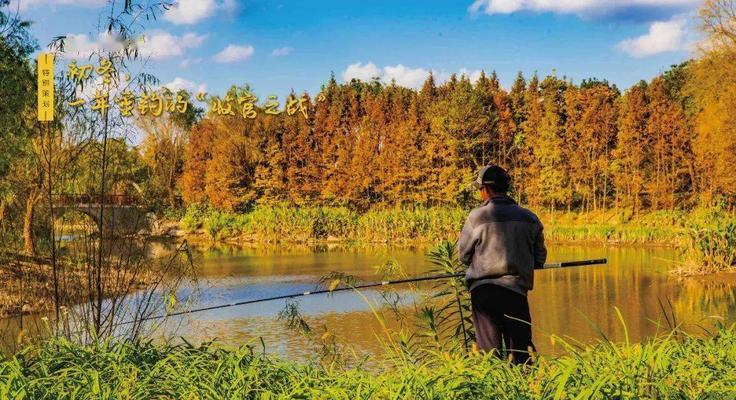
[179, 204, 733, 246]
[1, 324, 734, 399]
[179, 204, 736, 274]
[2, 240, 735, 398]
[180, 204, 466, 244]
[541, 209, 689, 245]
[678, 207, 736, 275]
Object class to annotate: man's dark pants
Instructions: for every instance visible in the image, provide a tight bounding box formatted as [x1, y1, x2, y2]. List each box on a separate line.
[470, 283, 534, 364]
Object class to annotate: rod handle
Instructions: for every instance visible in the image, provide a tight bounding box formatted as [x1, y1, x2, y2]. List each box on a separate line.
[543, 258, 607, 269]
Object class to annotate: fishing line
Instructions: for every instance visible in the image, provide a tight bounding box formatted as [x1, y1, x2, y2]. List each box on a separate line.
[111, 258, 607, 328]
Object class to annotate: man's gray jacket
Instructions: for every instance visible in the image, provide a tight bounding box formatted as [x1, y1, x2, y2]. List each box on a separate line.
[457, 194, 547, 295]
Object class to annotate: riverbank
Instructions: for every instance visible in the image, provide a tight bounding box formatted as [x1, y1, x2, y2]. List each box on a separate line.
[0, 253, 154, 319]
[174, 204, 729, 246]
[0, 254, 58, 319]
[173, 205, 736, 276]
[2, 324, 734, 398]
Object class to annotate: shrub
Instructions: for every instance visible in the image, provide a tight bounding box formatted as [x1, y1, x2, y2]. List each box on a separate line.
[179, 204, 210, 232]
[679, 207, 736, 275]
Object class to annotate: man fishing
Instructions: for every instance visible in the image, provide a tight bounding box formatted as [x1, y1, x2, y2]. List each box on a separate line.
[458, 165, 547, 364]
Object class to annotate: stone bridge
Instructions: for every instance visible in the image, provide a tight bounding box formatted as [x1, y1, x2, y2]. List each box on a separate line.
[52, 194, 150, 236]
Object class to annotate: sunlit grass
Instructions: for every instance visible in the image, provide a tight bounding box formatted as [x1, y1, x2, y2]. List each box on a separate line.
[179, 204, 736, 275]
[540, 209, 688, 245]
[179, 204, 697, 245]
[677, 208, 736, 275]
[2, 240, 735, 398]
[180, 203, 466, 244]
[0, 322, 734, 399]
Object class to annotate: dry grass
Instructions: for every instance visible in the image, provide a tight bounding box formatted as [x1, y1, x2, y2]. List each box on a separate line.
[0, 253, 152, 319]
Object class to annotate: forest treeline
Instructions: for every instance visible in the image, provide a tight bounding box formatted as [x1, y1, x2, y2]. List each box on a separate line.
[179, 52, 734, 214]
[1, 0, 735, 253]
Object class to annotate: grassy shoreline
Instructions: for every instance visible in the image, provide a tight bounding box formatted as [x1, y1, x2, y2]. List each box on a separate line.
[0, 255, 155, 320]
[175, 204, 723, 246]
[175, 205, 736, 275]
[1, 324, 734, 398]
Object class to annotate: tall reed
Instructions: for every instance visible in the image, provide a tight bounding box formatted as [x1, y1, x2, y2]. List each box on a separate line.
[180, 205, 706, 246]
[677, 207, 736, 275]
[1, 323, 734, 398]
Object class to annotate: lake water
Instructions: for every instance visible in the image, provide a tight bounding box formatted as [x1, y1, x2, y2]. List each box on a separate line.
[149, 243, 736, 360]
[3, 242, 734, 359]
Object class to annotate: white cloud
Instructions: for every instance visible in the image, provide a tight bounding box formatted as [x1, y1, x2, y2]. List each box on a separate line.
[213, 44, 254, 63]
[342, 62, 500, 89]
[9, 0, 105, 12]
[138, 31, 207, 60]
[163, 0, 239, 25]
[342, 62, 381, 82]
[163, 77, 208, 94]
[616, 17, 687, 57]
[383, 64, 432, 88]
[61, 32, 126, 59]
[271, 47, 293, 57]
[468, 0, 699, 18]
[343, 63, 486, 89]
[60, 30, 206, 60]
[164, 0, 217, 25]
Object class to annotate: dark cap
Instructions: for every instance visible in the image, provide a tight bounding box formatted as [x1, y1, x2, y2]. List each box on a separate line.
[473, 165, 510, 192]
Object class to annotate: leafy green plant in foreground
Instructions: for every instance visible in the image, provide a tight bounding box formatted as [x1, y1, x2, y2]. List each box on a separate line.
[3, 241, 736, 398]
[0, 322, 734, 399]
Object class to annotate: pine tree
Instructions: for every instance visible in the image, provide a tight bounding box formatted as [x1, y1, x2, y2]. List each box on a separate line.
[509, 72, 529, 202]
[646, 78, 689, 209]
[281, 92, 318, 204]
[530, 75, 568, 210]
[351, 85, 386, 206]
[253, 110, 287, 203]
[181, 120, 215, 205]
[612, 82, 650, 212]
[564, 81, 618, 211]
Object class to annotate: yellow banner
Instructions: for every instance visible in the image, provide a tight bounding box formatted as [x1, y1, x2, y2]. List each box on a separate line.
[37, 53, 54, 121]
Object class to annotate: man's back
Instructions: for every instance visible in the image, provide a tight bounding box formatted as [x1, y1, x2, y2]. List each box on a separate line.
[457, 194, 547, 295]
[461, 166, 546, 363]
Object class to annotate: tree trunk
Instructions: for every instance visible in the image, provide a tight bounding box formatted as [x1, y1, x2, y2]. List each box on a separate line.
[23, 191, 39, 256]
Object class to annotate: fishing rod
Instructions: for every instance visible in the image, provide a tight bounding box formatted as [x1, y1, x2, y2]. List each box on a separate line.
[114, 258, 607, 328]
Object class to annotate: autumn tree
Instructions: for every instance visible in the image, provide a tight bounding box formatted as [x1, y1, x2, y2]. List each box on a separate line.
[181, 119, 215, 205]
[687, 0, 736, 203]
[646, 77, 691, 209]
[319, 76, 362, 203]
[348, 83, 385, 205]
[175, 40, 733, 214]
[253, 105, 288, 203]
[137, 89, 201, 209]
[508, 72, 530, 202]
[528, 75, 569, 210]
[613, 82, 650, 212]
[280, 92, 319, 204]
[564, 80, 619, 211]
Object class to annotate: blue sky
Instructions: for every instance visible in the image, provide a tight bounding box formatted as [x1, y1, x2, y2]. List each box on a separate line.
[9, 0, 703, 98]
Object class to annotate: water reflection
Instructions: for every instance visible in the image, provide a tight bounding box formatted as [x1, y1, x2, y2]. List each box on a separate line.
[155, 244, 736, 359]
[4, 244, 735, 360]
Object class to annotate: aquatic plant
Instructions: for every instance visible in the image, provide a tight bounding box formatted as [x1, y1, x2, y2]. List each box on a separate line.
[678, 208, 736, 275]
[179, 204, 716, 247]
